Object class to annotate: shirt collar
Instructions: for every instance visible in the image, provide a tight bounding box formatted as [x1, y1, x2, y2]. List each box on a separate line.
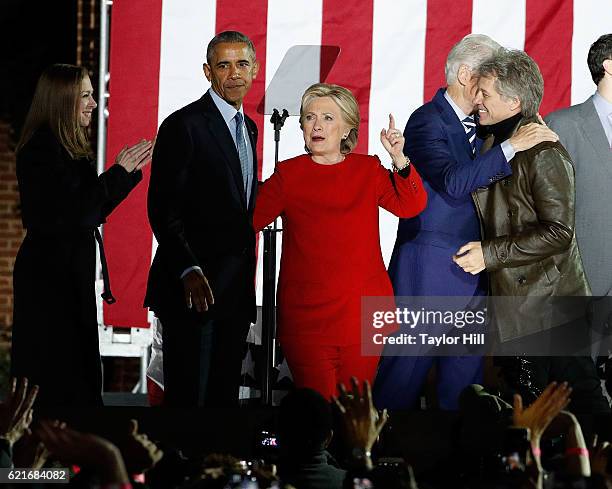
[444, 89, 472, 122]
[208, 88, 244, 125]
[593, 90, 612, 119]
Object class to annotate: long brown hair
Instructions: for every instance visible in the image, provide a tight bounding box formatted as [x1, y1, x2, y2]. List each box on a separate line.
[17, 64, 93, 159]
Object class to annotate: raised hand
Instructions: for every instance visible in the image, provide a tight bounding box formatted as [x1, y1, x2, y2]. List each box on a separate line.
[332, 377, 388, 455]
[380, 114, 408, 168]
[0, 377, 38, 446]
[114, 139, 153, 173]
[13, 427, 51, 469]
[513, 382, 572, 445]
[590, 435, 611, 478]
[36, 421, 129, 484]
[118, 419, 164, 474]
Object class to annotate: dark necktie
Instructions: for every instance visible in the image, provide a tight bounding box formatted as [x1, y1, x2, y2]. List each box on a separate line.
[462, 116, 477, 155]
[234, 112, 250, 203]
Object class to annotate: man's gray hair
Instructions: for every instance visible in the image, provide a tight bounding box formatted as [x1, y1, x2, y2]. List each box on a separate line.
[445, 34, 502, 85]
[206, 31, 256, 65]
[477, 49, 544, 119]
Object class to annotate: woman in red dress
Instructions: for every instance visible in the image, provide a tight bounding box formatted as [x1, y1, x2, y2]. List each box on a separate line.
[254, 83, 427, 399]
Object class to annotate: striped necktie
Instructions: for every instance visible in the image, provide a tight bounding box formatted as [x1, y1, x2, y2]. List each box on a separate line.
[462, 116, 476, 155]
[234, 112, 250, 203]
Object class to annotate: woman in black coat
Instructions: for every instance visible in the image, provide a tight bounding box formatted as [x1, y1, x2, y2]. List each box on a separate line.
[11, 64, 152, 407]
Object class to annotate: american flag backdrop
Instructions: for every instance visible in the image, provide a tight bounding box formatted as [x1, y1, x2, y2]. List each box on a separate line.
[101, 0, 612, 329]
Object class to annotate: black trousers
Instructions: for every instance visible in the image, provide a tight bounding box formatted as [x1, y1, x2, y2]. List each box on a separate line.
[527, 356, 610, 415]
[158, 308, 250, 407]
[496, 312, 610, 414]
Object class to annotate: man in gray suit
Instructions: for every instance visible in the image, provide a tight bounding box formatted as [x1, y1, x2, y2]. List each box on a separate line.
[545, 34, 612, 368]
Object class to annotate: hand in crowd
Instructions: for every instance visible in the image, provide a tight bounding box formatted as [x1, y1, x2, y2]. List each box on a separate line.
[13, 427, 50, 470]
[115, 139, 153, 173]
[508, 116, 559, 152]
[591, 435, 612, 481]
[118, 419, 164, 475]
[510, 383, 571, 489]
[182, 269, 215, 312]
[36, 420, 130, 485]
[0, 377, 38, 447]
[333, 377, 388, 469]
[513, 382, 572, 455]
[453, 241, 485, 274]
[380, 114, 409, 169]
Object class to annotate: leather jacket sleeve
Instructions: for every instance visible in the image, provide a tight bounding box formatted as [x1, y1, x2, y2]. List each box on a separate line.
[482, 146, 575, 271]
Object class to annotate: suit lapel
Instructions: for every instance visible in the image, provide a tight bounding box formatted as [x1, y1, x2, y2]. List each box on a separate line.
[577, 98, 612, 179]
[200, 93, 248, 210]
[434, 89, 475, 159]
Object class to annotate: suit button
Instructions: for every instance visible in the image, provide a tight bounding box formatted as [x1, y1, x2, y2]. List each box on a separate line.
[241, 247, 247, 255]
[518, 276, 526, 284]
[503, 179, 510, 186]
[507, 210, 513, 217]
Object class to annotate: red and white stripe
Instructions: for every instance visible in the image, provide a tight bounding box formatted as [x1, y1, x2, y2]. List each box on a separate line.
[103, 0, 612, 328]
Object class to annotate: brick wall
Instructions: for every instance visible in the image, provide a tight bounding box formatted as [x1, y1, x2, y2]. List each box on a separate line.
[0, 121, 22, 335]
[0, 120, 22, 385]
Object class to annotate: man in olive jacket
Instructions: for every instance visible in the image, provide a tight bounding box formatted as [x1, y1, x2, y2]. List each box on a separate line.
[453, 49, 609, 413]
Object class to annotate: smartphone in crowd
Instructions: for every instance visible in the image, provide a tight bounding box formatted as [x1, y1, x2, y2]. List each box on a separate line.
[502, 426, 531, 472]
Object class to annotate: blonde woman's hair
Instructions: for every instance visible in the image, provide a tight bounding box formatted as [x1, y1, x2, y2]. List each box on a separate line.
[17, 64, 93, 159]
[300, 83, 360, 154]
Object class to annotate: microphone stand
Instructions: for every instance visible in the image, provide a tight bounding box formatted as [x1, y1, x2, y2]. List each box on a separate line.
[261, 108, 288, 406]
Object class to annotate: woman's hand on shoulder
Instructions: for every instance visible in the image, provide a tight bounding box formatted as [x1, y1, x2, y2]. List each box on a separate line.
[379, 114, 407, 168]
[115, 139, 152, 172]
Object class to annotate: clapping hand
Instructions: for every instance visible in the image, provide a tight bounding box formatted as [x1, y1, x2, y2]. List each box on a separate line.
[115, 139, 153, 173]
[380, 114, 408, 169]
[510, 383, 571, 489]
[513, 382, 572, 451]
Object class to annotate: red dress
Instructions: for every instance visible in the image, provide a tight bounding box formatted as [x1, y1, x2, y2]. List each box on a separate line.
[254, 153, 427, 398]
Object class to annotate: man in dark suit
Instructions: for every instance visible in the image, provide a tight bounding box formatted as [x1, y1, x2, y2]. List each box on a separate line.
[545, 34, 612, 369]
[145, 31, 259, 407]
[374, 34, 557, 410]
